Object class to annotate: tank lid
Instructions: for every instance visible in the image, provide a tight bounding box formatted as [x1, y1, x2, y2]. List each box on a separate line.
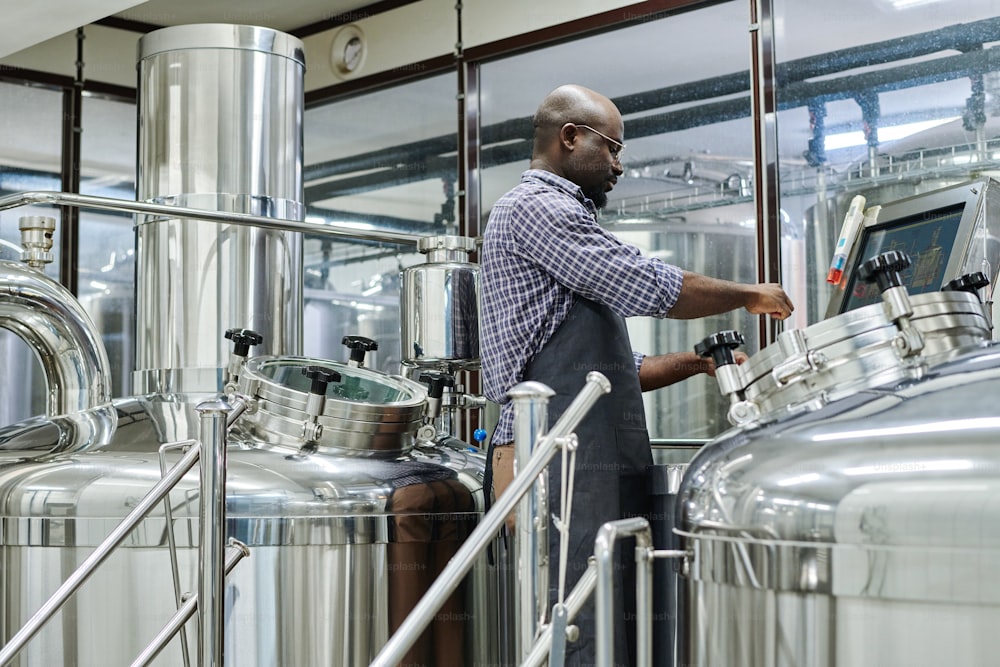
[138, 24, 306, 67]
[235, 355, 427, 455]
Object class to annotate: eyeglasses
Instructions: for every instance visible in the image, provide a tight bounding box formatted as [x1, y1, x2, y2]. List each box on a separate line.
[573, 123, 626, 160]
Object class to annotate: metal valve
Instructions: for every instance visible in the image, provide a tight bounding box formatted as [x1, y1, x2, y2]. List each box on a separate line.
[342, 335, 378, 368]
[695, 331, 759, 426]
[224, 328, 263, 387]
[859, 251, 924, 357]
[943, 272, 990, 298]
[18, 216, 56, 269]
[300, 365, 342, 442]
[302, 365, 341, 398]
[859, 250, 911, 292]
[418, 370, 455, 422]
[694, 330, 744, 369]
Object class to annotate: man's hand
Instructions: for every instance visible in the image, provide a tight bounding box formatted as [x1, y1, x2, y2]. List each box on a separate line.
[745, 283, 794, 320]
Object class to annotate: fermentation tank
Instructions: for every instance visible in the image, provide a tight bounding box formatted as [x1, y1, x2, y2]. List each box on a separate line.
[0, 23, 509, 667]
[677, 250, 1000, 666]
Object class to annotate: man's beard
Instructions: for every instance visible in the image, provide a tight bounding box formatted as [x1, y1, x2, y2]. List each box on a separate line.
[582, 185, 608, 210]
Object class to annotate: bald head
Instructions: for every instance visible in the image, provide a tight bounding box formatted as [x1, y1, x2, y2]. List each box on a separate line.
[529, 85, 625, 208]
[532, 84, 621, 155]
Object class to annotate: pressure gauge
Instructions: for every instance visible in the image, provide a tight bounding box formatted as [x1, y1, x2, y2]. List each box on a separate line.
[331, 25, 366, 78]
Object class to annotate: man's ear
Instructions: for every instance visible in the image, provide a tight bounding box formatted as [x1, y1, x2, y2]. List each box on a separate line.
[559, 122, 578, 152]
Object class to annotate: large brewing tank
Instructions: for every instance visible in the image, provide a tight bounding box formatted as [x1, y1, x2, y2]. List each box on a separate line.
[675, 260, 1000, 666]
[0, 355, 508, 666]
[400, 235, 480, 370]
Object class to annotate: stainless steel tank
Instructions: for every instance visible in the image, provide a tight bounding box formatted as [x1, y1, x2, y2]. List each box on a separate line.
[676, 266, 1000, 666]
[0, 361, 508, 666]
[400, 235, 480, 370]
[0, 23, 512, 667]
[135, 24, 305, 397]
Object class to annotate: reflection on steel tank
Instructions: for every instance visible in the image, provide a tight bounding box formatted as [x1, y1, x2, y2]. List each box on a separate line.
[676, 249, 1000, 666]
[303, 287, 402, 373]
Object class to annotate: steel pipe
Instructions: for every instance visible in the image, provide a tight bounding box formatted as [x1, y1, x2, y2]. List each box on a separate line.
[197, 399, 232, 667]
[0, 191, 421, 246]
[509, 380, 555, 660]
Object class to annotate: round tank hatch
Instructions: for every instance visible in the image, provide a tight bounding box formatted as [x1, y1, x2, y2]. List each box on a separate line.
[234, 355, 427, 455]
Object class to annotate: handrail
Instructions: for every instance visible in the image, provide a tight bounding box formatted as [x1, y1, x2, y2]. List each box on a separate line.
[595, 518, 654, 667]
[131, 539, 251, 667]
[0, 440, 202, 666]
[370, 371, 612, 667]
[519, 562, 597, 667]
[0, 190, 422, 246]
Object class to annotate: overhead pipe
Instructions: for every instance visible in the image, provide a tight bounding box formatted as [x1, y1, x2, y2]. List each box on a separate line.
[306, 45, 1000, 202]
[302, 16, 1000, 192]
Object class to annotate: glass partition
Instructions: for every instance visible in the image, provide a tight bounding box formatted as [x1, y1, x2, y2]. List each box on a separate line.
[79, 94, 137, 399]
[773, 0, 1000, 324]
[479, 0, 756, 439]
[0, 82, 64, 422]
[303, 73, 459, 373]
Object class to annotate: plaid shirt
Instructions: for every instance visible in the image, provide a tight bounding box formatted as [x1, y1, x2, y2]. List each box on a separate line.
[481, 169, 684, 444]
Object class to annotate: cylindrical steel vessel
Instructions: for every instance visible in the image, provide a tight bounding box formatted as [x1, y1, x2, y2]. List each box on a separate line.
[135, 24, 305, 395]
[677, 281, 1000, 666]
[400, 235, 480, 370]
[0, 358, 511, 667]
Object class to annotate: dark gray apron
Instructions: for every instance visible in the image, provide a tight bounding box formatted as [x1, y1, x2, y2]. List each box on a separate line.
[523, 296, 652, 667]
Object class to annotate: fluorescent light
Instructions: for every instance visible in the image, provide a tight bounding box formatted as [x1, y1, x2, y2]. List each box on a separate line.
[888, 0, 940, 8]
[824, 116, 959, 151]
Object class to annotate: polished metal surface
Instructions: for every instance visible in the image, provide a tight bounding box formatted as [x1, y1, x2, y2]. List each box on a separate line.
[137, 23, 306, 65]
[0, 259, 113, 420]
[725, 288, 991, 424]
[0, 23, 511, 667]
[595, 518, 653, 667]
[0, 439, 201, 666]
[401, 234, 481, 370]
[233, 355, 428, 455]
[0, 394, 507, 666]
[510, 380, 555, 662]
[679, 343, 1000, 666]
[135, 24, 306, 396]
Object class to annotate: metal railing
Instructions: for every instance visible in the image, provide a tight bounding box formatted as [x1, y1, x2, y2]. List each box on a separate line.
[0, 399, 252, 667]
[0, 191, 422, 246]
[371, 371, 611, 666]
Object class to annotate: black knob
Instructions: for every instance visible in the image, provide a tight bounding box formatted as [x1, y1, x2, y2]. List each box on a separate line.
[225, 328, 263, 357]
[342, 335, 379, 365]
[418, 371, 455, 399]
[943, 272, 990, 296]
[694, 330, 745, 368]
[859, 251, 911, 292]
[302, 365, 342, 395]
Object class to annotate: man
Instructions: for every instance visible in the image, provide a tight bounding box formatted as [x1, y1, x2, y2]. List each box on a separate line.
[480, 84, 793, 666]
